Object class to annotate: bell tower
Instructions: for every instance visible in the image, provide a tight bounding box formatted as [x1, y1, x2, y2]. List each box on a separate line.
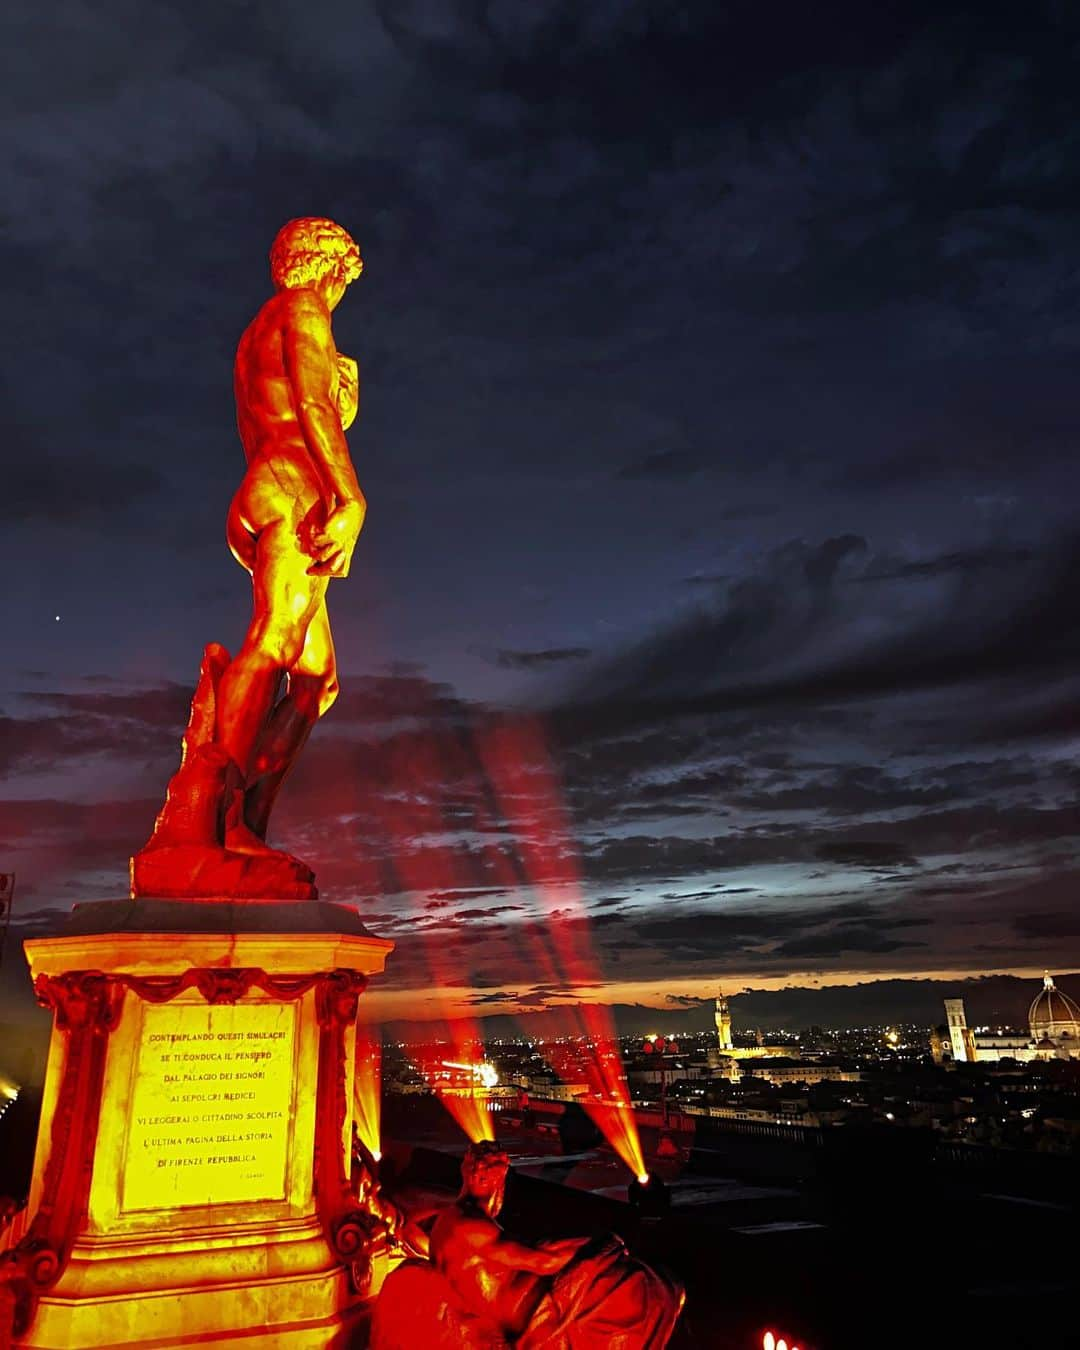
[944, 997, 976, 1062]
[715, 988, 733, 1051]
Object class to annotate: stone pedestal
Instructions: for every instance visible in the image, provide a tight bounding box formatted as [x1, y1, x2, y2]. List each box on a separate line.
[8, 899, 393, 1349]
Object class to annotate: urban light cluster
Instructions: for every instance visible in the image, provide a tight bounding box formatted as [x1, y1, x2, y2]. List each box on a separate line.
[762, 1331, 802, 1350]
[442, 1060, 500, 1089]
[0, 1080, 18, 1123]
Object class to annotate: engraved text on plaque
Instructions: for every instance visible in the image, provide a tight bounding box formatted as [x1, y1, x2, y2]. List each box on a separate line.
[122, 1000, 297, 1211]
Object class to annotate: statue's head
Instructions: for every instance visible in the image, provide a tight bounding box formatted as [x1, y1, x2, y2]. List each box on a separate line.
[270, 217, 362, 306]
[460, 1140, 510, 1216]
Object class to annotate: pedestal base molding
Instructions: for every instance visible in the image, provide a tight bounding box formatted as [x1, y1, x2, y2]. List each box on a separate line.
[3, 901, 393, 1348]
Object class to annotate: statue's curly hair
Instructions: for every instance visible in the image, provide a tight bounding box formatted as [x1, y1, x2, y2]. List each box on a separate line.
[269, 217, 362, 291]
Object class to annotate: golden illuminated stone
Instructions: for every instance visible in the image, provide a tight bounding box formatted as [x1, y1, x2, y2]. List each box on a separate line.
[122, 1001, 298, 1212]
[18, 909, 393, 1349]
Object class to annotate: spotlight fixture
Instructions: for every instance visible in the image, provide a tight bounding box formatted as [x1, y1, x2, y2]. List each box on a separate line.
[627, 1172, 670, 1217]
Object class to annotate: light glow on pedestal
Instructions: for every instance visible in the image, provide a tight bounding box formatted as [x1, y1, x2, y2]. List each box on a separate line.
[354, 1014, 382, 1161]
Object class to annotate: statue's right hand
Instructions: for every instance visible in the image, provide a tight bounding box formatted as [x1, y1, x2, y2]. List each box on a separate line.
[307, 498, 366, 577]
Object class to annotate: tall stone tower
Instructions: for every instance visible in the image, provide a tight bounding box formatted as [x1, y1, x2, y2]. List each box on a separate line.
[944, 997, 977, 1063]
[715, 988, 733, 1051]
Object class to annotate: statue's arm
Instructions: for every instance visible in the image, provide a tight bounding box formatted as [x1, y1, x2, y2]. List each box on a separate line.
[283, 291, 363, 508]
[538, 1236, 591, 1259]
[474, 1229, 571, 1276]
[282, 291, 366, 576]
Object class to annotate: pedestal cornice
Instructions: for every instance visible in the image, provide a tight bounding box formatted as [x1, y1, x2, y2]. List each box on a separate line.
[23, 899, 393, 981]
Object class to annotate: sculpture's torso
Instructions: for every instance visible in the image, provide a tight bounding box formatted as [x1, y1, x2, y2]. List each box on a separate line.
[430, 1206, 547, 1338]
[230, 290, 344, 550]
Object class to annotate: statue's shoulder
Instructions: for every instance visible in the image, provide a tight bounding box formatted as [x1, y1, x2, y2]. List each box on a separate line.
[240, 290, 292, 340]
[454, 1212, 502, 1255]
[277, 286, 328, 317]
[433, 1205, 491, 1251]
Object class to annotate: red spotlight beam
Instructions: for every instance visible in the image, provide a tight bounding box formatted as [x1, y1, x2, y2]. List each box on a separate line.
[353, 1010, 382, 1160]
[360, 727, 494, 1143]
[476, 720, 646, 1181]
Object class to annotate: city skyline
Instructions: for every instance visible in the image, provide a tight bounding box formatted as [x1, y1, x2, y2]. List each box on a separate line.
[5, 2, 1080, 1026]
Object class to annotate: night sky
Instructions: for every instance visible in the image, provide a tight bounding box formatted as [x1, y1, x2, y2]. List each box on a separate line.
[4, 1, 1080, 1027]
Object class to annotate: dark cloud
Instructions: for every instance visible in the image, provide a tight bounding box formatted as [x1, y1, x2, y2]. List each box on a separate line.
[427, 888, 513, 903]
[683, 573, 731, 588]
[570, 531, 1080, 720]
[614, 897, 941, 974]
[330, 675, 476, 727]
[815, 841, 917, 870]
[23, 685, 191, 723]
[353, 913, 409, 936]
[632, 903, 849, 951]
[858, 545, 1037, 584]
[445, 905, 523, 921]
[1013, 912, 1080, 940]
[590, 911, 627, 927]
[490, 648, 591, 671]
[618, 450, 703, 481]
[5, 906, 73, 937]
[774, 928, 926, 959]
[0, 682, 189, 778]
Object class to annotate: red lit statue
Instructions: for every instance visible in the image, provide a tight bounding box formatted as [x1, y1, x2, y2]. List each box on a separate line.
[132, 218, 364, 899]
[371, 1142, 684, 1349]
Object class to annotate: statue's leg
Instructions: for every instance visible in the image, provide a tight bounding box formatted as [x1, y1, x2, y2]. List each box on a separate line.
[216, 520, 325, 855]
[243, 594, 338, 840]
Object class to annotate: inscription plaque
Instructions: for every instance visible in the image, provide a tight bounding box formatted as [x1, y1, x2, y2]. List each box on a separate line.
[122, 1000, 298, 1211]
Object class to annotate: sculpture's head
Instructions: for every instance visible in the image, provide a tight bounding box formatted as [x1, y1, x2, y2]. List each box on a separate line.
[460, 1140, 510, 1217]
[270, 217, 363, 310]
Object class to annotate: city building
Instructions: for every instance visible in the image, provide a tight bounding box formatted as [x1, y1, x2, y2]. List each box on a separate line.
[509, 1076, 589, 1103]
[715, 988, 733, 1052]
[944, 998, 977, 1063]
[1029, 974, 1080, 1049]
[706, 991, 792, 1072]
[938, 975, 1080, 1064]
[741, 1060, 862, 1087]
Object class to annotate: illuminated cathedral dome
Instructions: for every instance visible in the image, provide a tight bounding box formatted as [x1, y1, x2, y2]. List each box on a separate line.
[1028, 975, 1080, 1044]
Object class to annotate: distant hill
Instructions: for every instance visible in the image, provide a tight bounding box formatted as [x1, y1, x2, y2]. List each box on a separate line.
[5, 951, 1075, 1059]
[676, 972, 1080, 1034]
[383, 972, 1080, 1041]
